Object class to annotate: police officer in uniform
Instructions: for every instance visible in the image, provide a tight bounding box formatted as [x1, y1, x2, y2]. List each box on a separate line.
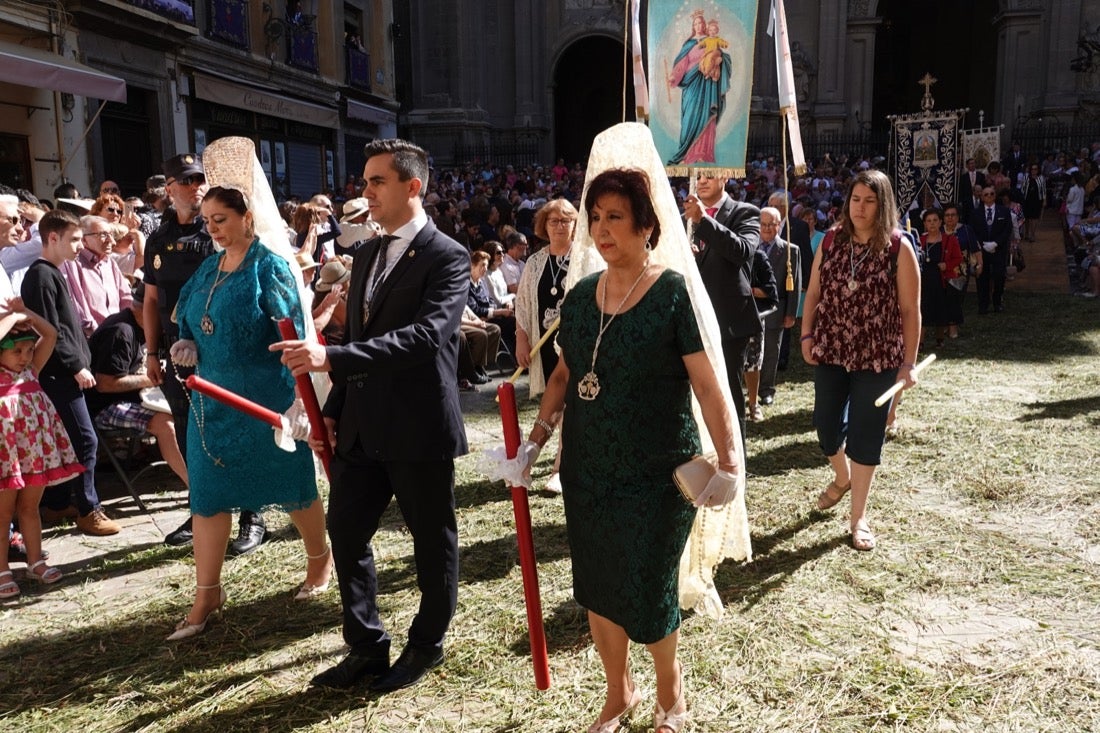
[142, 153, 267, 553]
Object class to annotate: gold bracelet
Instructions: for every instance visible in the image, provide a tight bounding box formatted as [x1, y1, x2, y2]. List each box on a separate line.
[534, 417, 554, 436]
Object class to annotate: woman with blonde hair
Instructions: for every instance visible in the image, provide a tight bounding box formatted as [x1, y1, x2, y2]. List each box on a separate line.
[515, 198, 578, 491]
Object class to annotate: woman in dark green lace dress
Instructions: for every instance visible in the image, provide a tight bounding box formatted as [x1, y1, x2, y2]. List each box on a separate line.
[518, 168, 740, 733]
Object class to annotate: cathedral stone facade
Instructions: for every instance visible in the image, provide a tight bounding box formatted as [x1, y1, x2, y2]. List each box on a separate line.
[395, 0, 1100, 166]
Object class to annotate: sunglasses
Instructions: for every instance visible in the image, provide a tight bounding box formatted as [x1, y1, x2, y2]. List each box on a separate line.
[105, 207, 122, 215]
[169, 174, 206, 187]
[102, 187, 120, 194]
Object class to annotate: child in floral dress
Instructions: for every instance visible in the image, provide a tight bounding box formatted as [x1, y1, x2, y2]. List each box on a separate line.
[0, 300, 83, 600]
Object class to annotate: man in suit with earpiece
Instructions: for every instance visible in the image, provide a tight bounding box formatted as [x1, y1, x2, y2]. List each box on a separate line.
[273, 139, 469, 693]
[685, 172, 760, 455]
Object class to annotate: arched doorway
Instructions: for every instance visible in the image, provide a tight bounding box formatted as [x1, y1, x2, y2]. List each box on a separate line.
[871, 0, 998, 130]
[553, 36, 636, 167]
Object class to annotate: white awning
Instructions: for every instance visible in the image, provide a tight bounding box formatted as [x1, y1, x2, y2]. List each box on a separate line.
[194, 73, 339, 129]
[0, 40, 126, 102]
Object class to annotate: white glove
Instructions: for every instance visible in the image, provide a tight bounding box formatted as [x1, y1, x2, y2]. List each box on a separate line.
[273, 399, 311, 451]
[169, 339, 197, 367]
[480, 440, 541, 489]
[982, 241, 997, 253]
[692, 468, 739, 508]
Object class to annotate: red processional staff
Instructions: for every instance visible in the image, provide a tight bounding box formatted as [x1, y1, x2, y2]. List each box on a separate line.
[184, 318, 333, 479]
[276, 318, 333, 477]
[496, 381, 551, 690]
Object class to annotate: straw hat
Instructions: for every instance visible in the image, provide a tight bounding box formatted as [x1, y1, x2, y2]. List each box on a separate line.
[340, 197, 370, 223]
[295, 249, 319, 272]
[56, 197, 95, 212]
[315, 259, 351, 292]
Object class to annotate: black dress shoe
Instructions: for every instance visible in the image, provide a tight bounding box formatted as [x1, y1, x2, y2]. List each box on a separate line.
[164, 517, 194, 547]
[369, 646, 444, 693]
[470, 371, 490, 385]
[310, 652, 391, 689]
[227, 513, 267, 557]
[760, 394, 774, 406]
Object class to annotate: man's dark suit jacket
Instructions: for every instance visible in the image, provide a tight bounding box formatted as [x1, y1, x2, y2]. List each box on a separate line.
[969, 204, 1012, 251]
[780, 216, 813, 291]
[694, 198, 761, 339]
[760, 236, 802, 331]
[969, 204, 1012, 273]
[323, 220, 470, 461]
[959, 171, 987, 216]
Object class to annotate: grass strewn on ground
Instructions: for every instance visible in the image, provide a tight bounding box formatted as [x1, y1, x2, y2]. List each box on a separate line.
[1, 291, 1098, 732]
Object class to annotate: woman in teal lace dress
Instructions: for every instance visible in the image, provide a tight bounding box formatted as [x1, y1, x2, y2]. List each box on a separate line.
[517, 169, 740, 733]
[166, 185, 332, 641]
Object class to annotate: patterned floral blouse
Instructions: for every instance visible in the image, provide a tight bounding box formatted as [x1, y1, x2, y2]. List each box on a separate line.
[810, 230, 905, 373]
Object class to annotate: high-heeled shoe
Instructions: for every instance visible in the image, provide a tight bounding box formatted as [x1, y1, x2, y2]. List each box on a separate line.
[294, 546, 332, 600]
[654, 664, 689, 733]
[588, 682, 643, 733]
[166, 584, 226, 641]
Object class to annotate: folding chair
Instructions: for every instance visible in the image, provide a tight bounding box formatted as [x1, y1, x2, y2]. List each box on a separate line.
[495, 336, 516, 375]
[94, 424, 165, 513]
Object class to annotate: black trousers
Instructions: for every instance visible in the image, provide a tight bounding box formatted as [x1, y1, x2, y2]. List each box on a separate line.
[327, 450, 459, 656]
[977, 253, 1007, 312]
[722, 336, 751, 458]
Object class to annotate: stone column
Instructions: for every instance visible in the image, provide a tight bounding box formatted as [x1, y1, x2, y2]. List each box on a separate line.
[993, 7, 1043, 138]
[812, 0, 849, 134]
[1039, 0, 1083, 115]
[844, 11, 881, 135]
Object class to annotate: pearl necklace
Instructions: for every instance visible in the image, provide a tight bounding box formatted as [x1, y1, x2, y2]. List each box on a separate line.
[577, 258, 649, 401]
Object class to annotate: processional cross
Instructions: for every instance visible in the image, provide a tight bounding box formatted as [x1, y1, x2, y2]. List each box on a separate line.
[918, 72, 937, 112]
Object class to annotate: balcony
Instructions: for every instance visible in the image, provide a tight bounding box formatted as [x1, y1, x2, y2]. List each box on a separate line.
[287, 21, 318, 72]
[346, 46, 371, 92]
[207, 0, 250, 49]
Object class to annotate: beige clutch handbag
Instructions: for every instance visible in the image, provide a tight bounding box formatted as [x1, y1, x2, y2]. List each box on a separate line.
[672, 453, 717, 504]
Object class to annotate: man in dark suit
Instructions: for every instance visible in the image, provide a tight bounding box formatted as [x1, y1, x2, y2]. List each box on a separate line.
[970, 186, 1011, 313]
[757, 207, 802, 409]
[274, 139, 469, 693]
[958, 158, 986, 219]
[686, 172, 760, 453]
[768, 191, 811, 371]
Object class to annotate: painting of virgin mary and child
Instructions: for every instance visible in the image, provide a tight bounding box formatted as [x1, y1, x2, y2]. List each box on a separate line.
[665, 9, 732, 165]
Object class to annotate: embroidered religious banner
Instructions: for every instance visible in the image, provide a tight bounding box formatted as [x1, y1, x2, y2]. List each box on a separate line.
[888, 109, 967, 214]
[648, 0, 758, 178]
[960, 126, 1003, 174]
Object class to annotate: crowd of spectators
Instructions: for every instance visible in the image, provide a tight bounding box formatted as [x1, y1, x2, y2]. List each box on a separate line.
[2, 137, 1098, 549]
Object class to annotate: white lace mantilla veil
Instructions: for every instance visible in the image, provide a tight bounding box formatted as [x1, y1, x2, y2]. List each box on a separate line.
[564, 122, 752, 619]
[200, 136, 330, 408]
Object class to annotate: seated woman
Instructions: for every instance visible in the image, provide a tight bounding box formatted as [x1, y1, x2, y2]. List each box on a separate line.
[90, 194, 145, 280]
[468, 250, 515, 359]
[459, 300, 501, 385]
